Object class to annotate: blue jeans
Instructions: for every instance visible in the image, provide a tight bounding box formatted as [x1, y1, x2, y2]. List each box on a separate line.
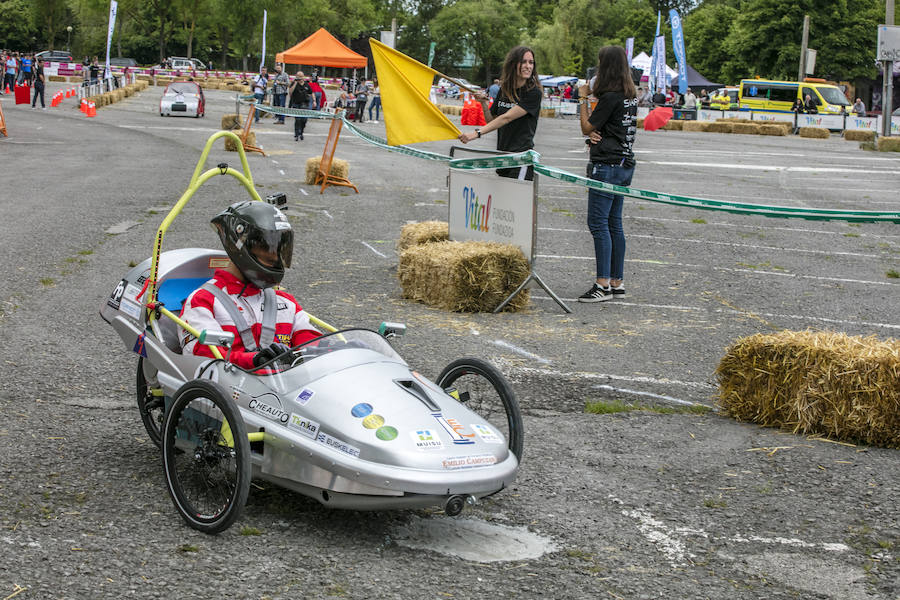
[587, 162, 634, 280]
[273, 92, 286, 122]
[368, 96, 381, 120]
[253, 92, 264, 121]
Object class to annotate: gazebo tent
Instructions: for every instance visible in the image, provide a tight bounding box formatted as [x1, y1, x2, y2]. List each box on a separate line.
[670, 64, 722, 92]
[275, 28, 367, 68]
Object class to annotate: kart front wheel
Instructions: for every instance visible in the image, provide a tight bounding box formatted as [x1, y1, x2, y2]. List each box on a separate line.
[437, 358, 524, 462]
[136, 357, 164, 449]
[162, 380, 250, 534]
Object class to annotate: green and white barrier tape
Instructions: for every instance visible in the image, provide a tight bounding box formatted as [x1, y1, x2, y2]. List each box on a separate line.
[244, 100, 900, 224]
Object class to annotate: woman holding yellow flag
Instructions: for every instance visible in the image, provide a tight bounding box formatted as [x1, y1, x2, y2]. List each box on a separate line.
[459, 46, 542, 180]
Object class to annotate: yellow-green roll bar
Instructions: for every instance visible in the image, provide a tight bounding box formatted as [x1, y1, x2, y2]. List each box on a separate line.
[141, 131, 335, 359]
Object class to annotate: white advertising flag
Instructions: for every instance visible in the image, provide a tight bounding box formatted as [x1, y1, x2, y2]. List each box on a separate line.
[104, 0, 118, 81]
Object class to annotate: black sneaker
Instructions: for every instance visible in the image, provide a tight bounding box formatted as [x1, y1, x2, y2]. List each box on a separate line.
[578, 284, 613, 303]
[610, 284, 626, 297]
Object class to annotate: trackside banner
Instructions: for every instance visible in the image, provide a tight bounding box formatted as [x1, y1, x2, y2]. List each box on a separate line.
[104, 0, 118, 81]
[669, 9, 687, 94]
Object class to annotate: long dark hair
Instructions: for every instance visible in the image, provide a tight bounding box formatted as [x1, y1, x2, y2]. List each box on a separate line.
[500, 45, 539, 103]
[591, 46, 637, 99]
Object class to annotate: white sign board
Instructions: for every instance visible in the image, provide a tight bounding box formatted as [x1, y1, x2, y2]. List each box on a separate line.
[448, 169, 535, 260]
[844, 116, 879, 131]
[797, 113, 845, 129]
[877, 25, 900, 61]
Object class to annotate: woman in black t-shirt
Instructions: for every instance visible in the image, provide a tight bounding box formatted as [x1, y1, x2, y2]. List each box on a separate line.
[458, 46, 542, 180]
[576, 45, 638, 303]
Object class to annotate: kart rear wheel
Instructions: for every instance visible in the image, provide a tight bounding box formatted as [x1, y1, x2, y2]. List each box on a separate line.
[162, 380, 250, 534]
[136, 357, 164, 449]
[437, 358, 524, 461]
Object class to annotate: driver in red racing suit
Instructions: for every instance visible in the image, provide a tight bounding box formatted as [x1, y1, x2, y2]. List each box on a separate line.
[179, 201, 320, 369]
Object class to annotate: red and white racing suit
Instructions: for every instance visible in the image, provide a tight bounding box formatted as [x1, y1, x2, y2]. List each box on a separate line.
[179, 269, 320, 369]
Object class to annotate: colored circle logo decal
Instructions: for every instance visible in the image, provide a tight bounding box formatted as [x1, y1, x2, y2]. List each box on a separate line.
[351, 403, 373, 418]
[363, 414, 385, 429]
[376, 426, 398, 441]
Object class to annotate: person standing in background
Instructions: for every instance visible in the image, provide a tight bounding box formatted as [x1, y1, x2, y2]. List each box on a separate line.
[852, 97, 866, 117]
[367, 78, 381, 123]
[271, 65, 290, 124]
[3, 53, 17, 92]
[458, 46, 542, 181]
[251, 67, 269, 123]
[576, 46, 638, 303]
[31, 58, 45, 108]
[308, 73, 325, 110]
[288, 70, 312, 141]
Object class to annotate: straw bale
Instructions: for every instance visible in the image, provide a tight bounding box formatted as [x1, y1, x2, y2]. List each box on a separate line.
[706, 122, 734, 133]
[682, 121, 709, 132]
[156, 77, 173, 86]
[48, 75, 67, 83]
[716, 117, 753, 123]
[636, 118, 644, 129]
[304, 156, 350, 184]
[732, 122, 761, 135]
[878, 136, 900, 152]
[398, 240, 530, 312]
[663, 120, 683, 130]
[397, 221, 449, 252]
[716, 330, 900, 448]
[540, 108, 556, 118]
[224, 132, 256, 152]
[221, 113, 242, 130]
[798, 127, 830, 139]
[122, 85, 134, 97]
[68, 76, 83, 83]
[758, 124, 787, 136]
[843, 129, 875, 142]
[114, 89, 125, 102]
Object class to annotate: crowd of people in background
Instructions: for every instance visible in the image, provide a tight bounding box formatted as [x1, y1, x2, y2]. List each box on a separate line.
[2, 50, 47, 108]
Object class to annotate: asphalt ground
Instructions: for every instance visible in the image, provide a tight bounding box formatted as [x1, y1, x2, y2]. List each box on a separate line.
[0, 83, 898, 599]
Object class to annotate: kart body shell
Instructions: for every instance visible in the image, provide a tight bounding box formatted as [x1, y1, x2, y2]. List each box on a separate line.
[100, 133, 520, 531]
[101, 248, 518, 511]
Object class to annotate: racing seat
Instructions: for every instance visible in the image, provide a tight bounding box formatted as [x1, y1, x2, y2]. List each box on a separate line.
[155, 277, 209, 354]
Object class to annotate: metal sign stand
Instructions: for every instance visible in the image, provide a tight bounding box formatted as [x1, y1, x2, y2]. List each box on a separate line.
[447, 147, 571, 314]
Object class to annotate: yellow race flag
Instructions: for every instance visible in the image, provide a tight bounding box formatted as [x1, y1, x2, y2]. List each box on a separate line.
[369, 39, 461, 146]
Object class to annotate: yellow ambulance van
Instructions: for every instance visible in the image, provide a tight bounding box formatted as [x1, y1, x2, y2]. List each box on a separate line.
[738, 78, 853, 114]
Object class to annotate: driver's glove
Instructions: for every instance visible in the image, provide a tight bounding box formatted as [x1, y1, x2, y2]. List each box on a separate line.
[253, 342, 292, 367]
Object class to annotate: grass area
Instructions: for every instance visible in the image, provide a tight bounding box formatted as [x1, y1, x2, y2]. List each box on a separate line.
[240, 526, 262, 536]
[887, 269, 899, 279]
[585, 399, 711, 415]
[176, 544, 199, 553]
[691, 218, 707, 224]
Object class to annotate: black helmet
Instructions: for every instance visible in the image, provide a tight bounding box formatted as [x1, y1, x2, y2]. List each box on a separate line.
[211, 201, 293, 289]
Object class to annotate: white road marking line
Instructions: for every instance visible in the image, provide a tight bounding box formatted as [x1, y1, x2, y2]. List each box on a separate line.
[621, 217, 900, 241]
[278, 169, 285, 175]
[538, 230, 881, 259]
[592, 384, 697, 406]
[646, 161, 900, 175]
[492, 340, 551, 364]
[509, 365, 714, 389]
[272, 160, 279, 165]
[323, 210, 333, 220]
[528, 294, 900, 330]
[359, 241, 387, 257]
[299, 188, 308, 196]
[536, 253, 896, 287]
[610, 494, 849, 568]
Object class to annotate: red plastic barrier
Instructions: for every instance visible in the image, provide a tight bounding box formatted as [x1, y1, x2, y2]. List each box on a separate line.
[15, 84, 31, 105]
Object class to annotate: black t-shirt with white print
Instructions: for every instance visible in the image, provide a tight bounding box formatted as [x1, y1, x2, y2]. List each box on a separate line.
[588, 91, 638, 168]
[490, 84, 542, 153]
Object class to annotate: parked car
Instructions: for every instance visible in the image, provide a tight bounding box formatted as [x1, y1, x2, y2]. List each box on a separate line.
[35, 50, 73, 63]
[167, 57, 207, 71]
[436, 77, 481, 99]
[159, 81, 205, 117]
[109, 57, 137, 68]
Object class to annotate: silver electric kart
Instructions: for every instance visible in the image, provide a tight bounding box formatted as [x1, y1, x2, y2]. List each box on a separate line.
[100, 132, 523, 534]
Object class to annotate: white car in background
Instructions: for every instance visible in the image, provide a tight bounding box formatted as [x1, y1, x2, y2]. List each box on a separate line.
[159, 81, 205, 117]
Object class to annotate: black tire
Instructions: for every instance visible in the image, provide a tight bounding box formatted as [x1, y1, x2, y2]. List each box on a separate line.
[437, 358, 524, 462]
[162, 380, 250, 534]
[136, 357, 165, 449]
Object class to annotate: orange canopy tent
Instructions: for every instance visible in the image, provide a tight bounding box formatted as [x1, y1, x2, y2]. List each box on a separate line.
[275, 28, 367, 68]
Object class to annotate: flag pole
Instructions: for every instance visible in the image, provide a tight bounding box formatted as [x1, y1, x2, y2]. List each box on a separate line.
[433, 72, 480, 94]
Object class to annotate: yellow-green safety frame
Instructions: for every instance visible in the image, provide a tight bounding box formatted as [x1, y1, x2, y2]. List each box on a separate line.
[142, 131, 336, 361]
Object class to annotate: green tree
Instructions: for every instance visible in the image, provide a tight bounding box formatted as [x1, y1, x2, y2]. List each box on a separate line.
[31, 0, 70, 50]
[721, 0, 882, 82]
[430, 0, 526, 83]
[396, 0, 447, 66]
[0, 0, 38, 50]
[683, 1, 738, 83]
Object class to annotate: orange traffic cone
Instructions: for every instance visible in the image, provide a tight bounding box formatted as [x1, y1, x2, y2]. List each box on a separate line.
[3, 84, 9, 94]
[80, 98, 87, 112]
[87, 101, 96, 117]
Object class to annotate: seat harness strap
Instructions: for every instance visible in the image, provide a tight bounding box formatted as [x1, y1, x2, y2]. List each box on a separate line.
[201, 283, 278, 352]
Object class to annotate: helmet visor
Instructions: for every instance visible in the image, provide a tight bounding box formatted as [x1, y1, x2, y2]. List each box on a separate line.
[245, 224, 293, 269]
